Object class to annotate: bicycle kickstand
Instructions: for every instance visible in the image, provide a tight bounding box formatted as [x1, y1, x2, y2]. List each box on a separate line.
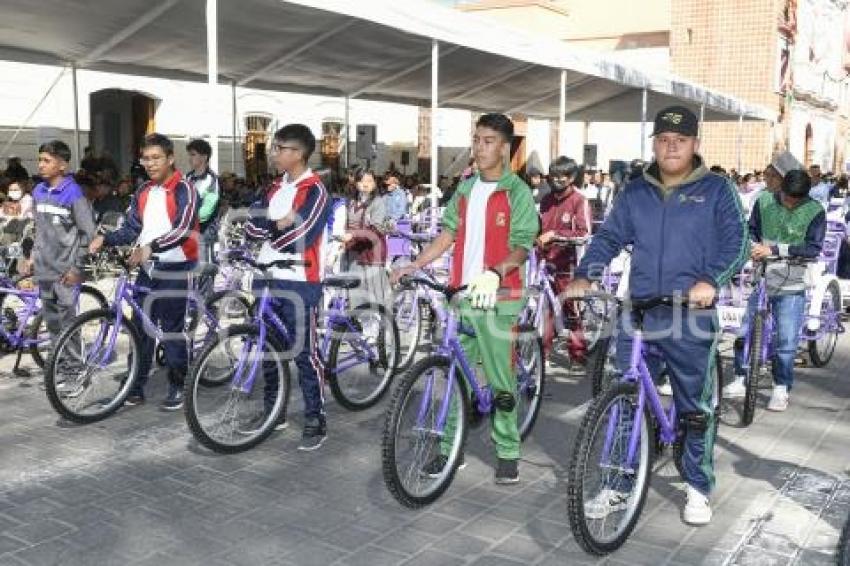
[12, 349, 30, 378]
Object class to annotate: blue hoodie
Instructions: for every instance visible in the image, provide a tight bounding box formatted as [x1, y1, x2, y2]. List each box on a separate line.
[575, 156, 748, 300]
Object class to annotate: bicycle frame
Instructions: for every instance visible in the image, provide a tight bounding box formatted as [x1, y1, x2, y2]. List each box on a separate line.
[607, 327, 679, 471]
[88, 271, 198, 368]
[433, 312, 490, 433]
[319, 287, 381, 374]
[523, 248, 566, 335]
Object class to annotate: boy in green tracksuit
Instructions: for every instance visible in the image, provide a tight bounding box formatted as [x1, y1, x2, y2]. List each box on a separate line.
[391, 113, 539, 484]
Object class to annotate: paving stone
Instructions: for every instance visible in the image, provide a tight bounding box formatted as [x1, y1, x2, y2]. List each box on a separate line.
[340, 545, 409, 566]
[4, 519, 73, 545]
[488, 534, 555, 562]
[400, 549, 466, 566]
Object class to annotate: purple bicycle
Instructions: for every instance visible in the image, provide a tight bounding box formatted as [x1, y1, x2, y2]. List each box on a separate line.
[736, 256, 843, 426]
[43, 250, 232, 424]
[567, 293, 722, 555]
[185, 254, 398, 453]
[0, 244, 108, 375]
[382, 276, 543, 508]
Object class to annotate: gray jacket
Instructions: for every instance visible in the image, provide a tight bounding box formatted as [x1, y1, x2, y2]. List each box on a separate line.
[31, 176, 96, 281]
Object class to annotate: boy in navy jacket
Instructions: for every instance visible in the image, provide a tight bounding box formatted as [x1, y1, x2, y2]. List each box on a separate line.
[567, 106, 748, 526]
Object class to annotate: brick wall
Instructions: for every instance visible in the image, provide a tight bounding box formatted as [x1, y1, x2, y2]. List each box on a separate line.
[671, 0, 784, 171]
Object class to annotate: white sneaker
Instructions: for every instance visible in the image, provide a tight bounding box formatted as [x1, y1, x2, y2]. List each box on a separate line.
[767, 385, 789, 412]
[583, 489, 629, 519]
[657, 380, 673, 397]
[683, 484, 712, 525]
[722, 376, 746, 399]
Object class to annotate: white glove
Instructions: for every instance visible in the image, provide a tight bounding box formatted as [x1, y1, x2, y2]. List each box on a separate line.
[468, 270, 500, 309]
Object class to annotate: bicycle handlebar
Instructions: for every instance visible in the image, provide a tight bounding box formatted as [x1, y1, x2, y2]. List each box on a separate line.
[550, 236, 589, 246]
[224, 250, 308, 272]
[398, 275, 467, 299]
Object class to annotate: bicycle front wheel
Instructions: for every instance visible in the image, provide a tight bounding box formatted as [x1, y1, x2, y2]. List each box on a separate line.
[567, 381, 654, 556]
[742, 312, 764, 427]
[44, 308, 141, 423]
[382, 356, 468, 508]
[515, 324, 545, 440]
[184, 324, 291, 453]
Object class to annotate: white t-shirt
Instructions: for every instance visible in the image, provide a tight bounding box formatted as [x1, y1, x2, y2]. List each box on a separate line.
[257, 169, 315, 281]
[461, 178, 498, 285]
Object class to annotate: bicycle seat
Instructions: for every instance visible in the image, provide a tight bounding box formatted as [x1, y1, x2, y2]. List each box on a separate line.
[324, 276, 361, 289]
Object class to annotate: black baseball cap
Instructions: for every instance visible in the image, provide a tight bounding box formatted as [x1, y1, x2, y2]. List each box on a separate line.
[651, 105, 699, 137]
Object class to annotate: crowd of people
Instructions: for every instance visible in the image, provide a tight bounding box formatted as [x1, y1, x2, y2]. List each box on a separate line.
[3, 103, 849, 529]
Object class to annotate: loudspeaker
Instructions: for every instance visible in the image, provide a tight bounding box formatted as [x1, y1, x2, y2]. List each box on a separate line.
[400, 150, 410, 166]
[356, 124, 377, 159]
[583, 144, 598, 167]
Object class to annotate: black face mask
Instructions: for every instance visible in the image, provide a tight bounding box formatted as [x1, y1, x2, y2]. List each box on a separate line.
[781, 187, 809, 199]
[551, 180, 569, 193]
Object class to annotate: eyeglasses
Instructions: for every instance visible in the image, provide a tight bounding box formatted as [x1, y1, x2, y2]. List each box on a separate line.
[271, 143, 301, 154]
[141, 156, 167, 164]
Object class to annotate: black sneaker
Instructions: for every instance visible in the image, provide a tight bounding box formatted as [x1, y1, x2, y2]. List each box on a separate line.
[159, 386, 183, 411]
[124, 393, 145, 407]
[420, 454, 466, 479]
[297, 418, 327, 451]
[495, 458, 519, 485]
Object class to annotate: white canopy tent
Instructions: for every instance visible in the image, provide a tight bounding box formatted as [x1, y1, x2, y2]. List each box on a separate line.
[0, 0, 775, 174]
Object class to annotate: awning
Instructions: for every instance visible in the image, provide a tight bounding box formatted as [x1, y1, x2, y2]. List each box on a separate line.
[0, 0, 774, 123]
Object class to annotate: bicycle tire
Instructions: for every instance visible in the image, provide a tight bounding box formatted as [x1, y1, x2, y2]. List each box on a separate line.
[184, 323, 291, 454]
[195, 290, 253, 386]
[394, 289, 422, 372]
[839, 510, 850, 566]
[567, 380, 654, 555]
[44, 308, 141, 424]
[807, 280, 841, 368]
[516, 324, 545, 440]
[382, 355, 469, 508]
[327, 303, 399, 411]
[742, 312, 764, 427]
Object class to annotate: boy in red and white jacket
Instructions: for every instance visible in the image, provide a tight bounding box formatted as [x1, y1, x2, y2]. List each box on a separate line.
[537, 157, 591, 362]
[90, 133, 199, 410]
[245, 124, 331, 451]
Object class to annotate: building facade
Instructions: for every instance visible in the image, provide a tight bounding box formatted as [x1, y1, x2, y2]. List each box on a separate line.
[456, 0, 850, 174]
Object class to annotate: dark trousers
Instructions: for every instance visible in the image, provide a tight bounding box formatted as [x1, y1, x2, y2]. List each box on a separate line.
[255, 278, 324, 422]
[130, 263, 192, 395]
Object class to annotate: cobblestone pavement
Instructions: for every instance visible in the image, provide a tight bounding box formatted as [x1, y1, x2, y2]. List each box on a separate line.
[0, 322, 847, 565]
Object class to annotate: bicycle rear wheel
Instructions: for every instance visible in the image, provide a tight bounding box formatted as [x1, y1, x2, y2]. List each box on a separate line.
[568, 381, 654, 555]
[515, 324, 544, 440]
[393, 289, 422, 371]
[44, 308, 141, 424]
[30, 285, 109, 369]
[382, 356, 468, 508]
[184, 324, 291, 453]
[807, 280, 841, 367]
[327, 303, 399, 410]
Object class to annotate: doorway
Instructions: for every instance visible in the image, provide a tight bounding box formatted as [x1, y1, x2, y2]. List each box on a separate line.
[90, 89, 158, 176]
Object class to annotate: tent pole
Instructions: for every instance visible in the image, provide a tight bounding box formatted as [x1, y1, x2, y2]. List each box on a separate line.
[344, 95, 350, 171]
[559, 69, 567, 156]
[737, 112, 743, 172]
[206, 0, 219, 173]
[71, 64, 81, 170]
[430, 39, 439, 231]
[640, 87, 648, 161]
[231, 80, 237, 173]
